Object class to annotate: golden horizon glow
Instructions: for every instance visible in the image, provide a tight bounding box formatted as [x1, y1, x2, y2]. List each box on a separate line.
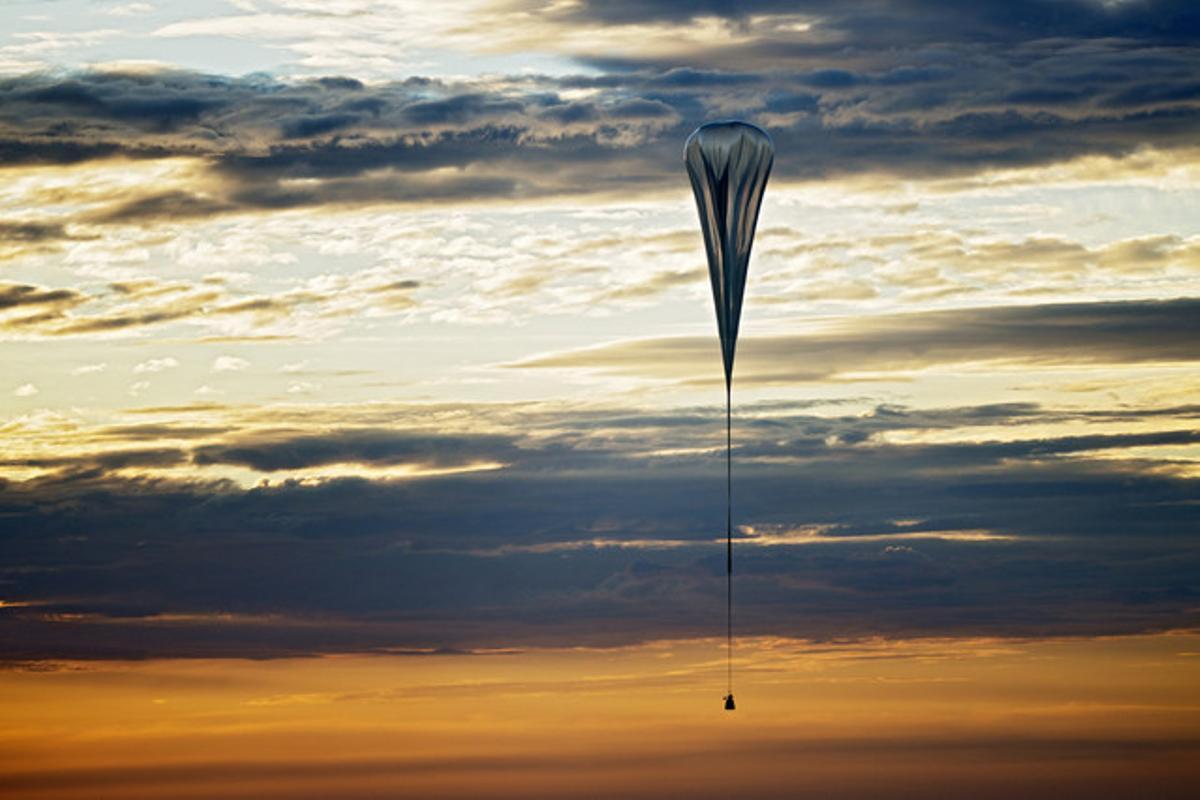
[2, 631, 1198, 798]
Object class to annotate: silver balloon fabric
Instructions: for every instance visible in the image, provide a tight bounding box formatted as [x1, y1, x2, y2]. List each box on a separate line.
[684, 121, 774, 386]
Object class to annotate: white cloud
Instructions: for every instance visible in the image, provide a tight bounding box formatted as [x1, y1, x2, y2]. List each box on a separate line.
[133, 357, 179, 374]
[14, 383, 38, 397]
[0, 29, 123, 73]
[149, 0, 497, 76]
[287, 381, 320, 394]
[129, 380, 151, 396]
[194, 384, 222, 395]
[213, 356, 251, 372]
[101, 3, 156, 17]
[71, 362, 108, 376]
[280, 360, 309, 373]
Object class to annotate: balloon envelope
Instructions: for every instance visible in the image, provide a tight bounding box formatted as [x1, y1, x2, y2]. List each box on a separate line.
[684, 121, 774, 386]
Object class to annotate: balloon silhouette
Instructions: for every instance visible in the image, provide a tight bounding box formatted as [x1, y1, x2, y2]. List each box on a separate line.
[685, 120, 773, 711]
[685, 121, 774, 389]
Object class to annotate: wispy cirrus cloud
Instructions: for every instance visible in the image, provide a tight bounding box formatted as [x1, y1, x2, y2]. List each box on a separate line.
[0, 269, 424, 340]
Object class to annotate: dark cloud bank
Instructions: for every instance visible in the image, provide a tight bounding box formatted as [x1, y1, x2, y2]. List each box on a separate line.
[2, 391, 1197, 660]
[2, 0, 1200, 231]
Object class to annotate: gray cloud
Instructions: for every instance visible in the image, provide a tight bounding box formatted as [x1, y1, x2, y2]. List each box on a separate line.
[551, 0, 1200, 58]
[518, 298, 1200, 383]
[1, 394, 1197, 660]
[3, 8, 1200, 229]
[1, 447, 189, 472]
[0, 282, 84, 311]
[192, 430, 523, 472]
[0, 222, 70, 244]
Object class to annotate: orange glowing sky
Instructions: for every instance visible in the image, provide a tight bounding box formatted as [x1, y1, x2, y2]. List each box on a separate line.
[3, 633, 1199, 799]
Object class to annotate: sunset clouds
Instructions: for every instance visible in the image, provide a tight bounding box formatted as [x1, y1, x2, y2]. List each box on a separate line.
[1, 0, 1197, 667]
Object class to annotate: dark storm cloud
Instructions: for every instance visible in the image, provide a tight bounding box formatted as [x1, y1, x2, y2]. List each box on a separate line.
[4, 0, 1200, 228]
[552, 0, 1200, 42]
[734, 428, 1200, 466]
[14, 74, 222, 130]
[1, 394, 1198, 660]
[519, 297, 1200, 383]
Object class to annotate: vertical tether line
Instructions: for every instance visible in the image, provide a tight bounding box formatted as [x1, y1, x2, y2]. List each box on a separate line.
[726, 379, 733, 697]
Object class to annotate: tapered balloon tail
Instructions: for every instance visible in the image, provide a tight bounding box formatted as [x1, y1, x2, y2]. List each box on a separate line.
[685, 120, 773, 712]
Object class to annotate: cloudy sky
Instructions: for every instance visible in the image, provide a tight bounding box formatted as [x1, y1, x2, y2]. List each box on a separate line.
[2, 1, 1199, 796]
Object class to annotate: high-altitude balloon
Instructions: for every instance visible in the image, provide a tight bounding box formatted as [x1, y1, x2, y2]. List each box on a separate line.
[684, 120, 773, 712]
[684, 121, 774, 387]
